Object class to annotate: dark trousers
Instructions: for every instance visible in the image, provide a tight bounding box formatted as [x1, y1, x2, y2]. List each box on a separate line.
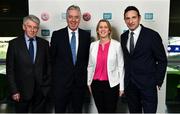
[54, 85, 86, 113]
[14, 89, 46, 113]
[91, 80, 119, 113]
[125, 81, 157, 113]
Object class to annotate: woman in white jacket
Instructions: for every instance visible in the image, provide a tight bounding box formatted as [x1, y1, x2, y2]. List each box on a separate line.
[87, 19, 124, 113]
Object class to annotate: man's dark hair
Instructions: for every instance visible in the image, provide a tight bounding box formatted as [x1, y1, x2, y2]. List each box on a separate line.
[124, 6, 141, 17]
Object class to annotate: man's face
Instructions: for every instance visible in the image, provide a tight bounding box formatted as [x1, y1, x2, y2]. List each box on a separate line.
[23, 20, 39, 38]
[67, 9, 81, 31]
[124, 10, 141, 31]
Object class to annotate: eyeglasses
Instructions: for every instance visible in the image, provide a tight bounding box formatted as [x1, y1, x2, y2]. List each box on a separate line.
[25, 25, 39, 31]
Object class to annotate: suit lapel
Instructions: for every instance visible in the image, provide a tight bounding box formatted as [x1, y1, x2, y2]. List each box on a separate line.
[122, 31, 130, 55]
[35, 37, 40, 64]
[74, 28, 85, 65]
[92, 41, 99, 65]
[76, 29, 82, 62]
[107, 39, 113, 65]
[64, 28, 74, 65]
[123, 25, 144, 55]
[19, 37, 33, 63]
[133, 26, 144, 54]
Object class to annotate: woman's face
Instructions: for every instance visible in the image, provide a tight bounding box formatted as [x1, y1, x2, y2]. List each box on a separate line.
[97, 21, 110, 39]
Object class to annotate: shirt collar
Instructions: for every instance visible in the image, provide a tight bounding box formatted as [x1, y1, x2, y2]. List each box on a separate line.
[68, 27, 78, 35]
[24, 33, 36, 42]
[129, 25, 141, 36]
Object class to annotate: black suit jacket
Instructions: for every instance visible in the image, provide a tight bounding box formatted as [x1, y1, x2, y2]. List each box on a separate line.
[121, 25, 167, 89]
[50, 27, 91, 94]
[6, 35, 51, 101]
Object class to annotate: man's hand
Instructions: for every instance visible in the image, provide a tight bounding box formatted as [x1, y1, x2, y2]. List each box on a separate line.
[157, 85, 161, 90]
[12, 93, 20, 102]
[88, 85, 92, 95]
[119, 90, 124, 97]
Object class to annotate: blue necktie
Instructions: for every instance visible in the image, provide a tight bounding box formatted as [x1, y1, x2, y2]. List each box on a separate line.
[70, 32, 76, 65]
[130, 32, 134, 54]
[29, 38, 34, 63]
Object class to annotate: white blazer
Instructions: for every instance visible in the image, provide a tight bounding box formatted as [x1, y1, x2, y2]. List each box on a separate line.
[87, 39, 124, 91]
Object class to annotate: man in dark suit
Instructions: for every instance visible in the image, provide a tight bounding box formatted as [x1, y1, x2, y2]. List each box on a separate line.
[50, 5, 91, 113]
[120, 6, 167, 113]
[6, 15, 51, 113]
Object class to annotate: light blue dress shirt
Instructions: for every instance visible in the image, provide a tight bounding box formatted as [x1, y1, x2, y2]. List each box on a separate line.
[24, 34, 37, 63]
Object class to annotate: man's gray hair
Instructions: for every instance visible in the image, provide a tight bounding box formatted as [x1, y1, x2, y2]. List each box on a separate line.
[23, 14, 40, 25]
[66, 5, 81, 17]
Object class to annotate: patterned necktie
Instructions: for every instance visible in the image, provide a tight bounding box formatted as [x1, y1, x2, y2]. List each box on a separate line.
[29, 38, 34, 63]
[70, 32, 76, 65]
[130, 32, 134, 54]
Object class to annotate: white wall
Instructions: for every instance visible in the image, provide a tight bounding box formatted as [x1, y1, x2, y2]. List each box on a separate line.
[29, 0, 170, 112]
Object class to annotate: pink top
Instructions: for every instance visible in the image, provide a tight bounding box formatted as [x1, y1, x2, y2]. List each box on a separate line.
[93, 41, 110, 81]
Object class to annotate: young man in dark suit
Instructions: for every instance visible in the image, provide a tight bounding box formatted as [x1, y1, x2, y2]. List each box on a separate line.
[6, 15, 51, 113]
[50, 5, 91, 113]
[120, 6, 167, 113]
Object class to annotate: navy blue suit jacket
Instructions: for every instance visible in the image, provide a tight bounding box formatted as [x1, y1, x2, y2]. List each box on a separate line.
[6, 36, 51, 100]
[50, 27, 91, 96]
[121, 25, 167, 89]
